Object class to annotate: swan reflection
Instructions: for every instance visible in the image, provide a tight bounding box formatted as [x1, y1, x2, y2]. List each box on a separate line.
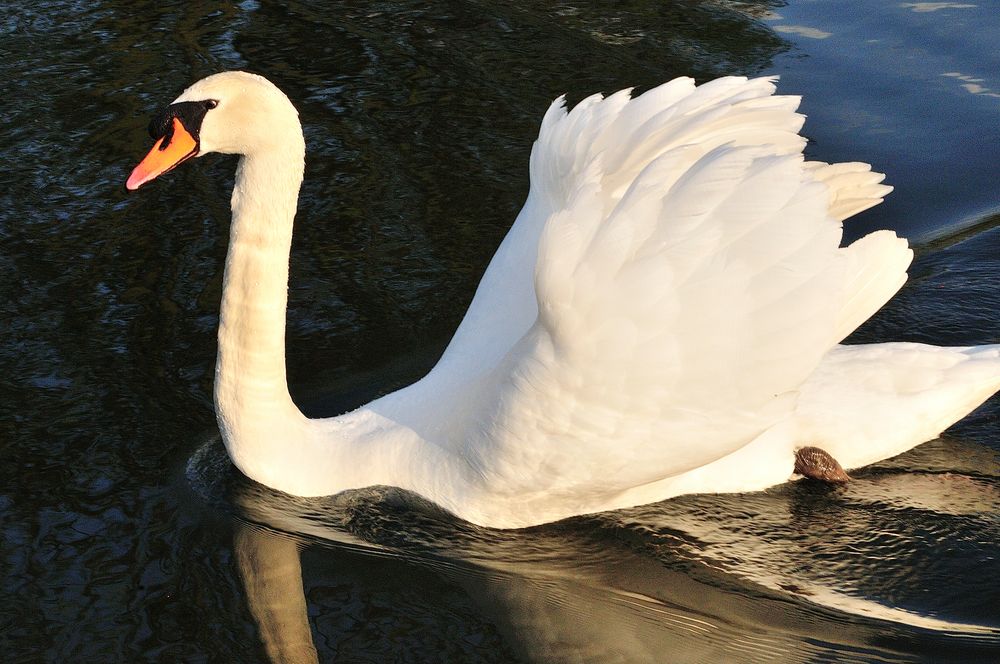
[222, 435, 999, 662]
[234, 525, 319, 664]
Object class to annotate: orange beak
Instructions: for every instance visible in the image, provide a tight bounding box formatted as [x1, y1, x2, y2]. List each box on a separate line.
[126, 117, 199, 191]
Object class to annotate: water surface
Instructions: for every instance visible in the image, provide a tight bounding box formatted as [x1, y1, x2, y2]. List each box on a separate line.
[2, 1, 999, 661]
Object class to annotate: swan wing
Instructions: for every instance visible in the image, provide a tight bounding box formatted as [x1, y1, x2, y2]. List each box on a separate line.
[458, 77, 909, 501]
[425, 77, 818, 385]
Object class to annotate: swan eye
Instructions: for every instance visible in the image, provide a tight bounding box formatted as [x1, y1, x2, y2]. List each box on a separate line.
[204, 99, 219, 110]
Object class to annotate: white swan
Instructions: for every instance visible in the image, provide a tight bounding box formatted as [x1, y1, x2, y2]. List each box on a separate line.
[127, 71, 1000, 528]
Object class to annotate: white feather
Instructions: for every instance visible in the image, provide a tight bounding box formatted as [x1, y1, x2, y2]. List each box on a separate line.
[143, 72, 1000, 528]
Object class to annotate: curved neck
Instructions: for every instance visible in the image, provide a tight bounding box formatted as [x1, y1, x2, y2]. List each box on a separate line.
[215, 142, 306, 476]
[211, 132, 469, 512]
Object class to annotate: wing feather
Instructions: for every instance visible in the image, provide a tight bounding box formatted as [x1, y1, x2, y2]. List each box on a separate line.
[458, 77, 910, 497]
[379, 77, 911, 511]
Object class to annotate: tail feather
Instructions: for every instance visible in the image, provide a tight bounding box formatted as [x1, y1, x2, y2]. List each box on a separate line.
[797, 343, 1000, 470]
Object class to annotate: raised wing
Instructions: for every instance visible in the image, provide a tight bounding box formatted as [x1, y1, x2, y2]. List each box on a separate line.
[453, 77, 909, 499]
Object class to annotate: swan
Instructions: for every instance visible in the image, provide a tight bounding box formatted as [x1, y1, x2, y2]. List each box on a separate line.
[126, 71, 1000, 528]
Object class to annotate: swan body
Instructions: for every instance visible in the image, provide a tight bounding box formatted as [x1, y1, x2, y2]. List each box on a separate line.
[128, 72, 1000, 528]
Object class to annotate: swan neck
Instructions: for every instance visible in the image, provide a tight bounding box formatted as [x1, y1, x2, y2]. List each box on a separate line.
[215, 141, 307, 468]
[211, 130, 468, 509]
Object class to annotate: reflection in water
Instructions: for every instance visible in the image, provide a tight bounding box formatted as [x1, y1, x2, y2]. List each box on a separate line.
[217, 428, 1000, 662]
[941, 72, 1000, 98]
[234, 525, 318, 664]
[772, 25, 832, 39]
[900, 3, 978, 13]
[228, 481, 806, 663]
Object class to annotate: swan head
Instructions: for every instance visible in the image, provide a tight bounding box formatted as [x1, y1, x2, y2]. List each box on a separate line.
[126, 71, 302, 190]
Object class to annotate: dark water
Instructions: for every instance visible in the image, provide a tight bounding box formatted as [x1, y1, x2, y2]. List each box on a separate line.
[3, 1, 999, 661]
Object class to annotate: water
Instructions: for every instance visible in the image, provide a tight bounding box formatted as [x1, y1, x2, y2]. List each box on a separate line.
[3, 1, 999, 661]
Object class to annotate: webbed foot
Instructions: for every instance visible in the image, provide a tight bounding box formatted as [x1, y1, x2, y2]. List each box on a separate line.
[794, 446, 851, 483]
